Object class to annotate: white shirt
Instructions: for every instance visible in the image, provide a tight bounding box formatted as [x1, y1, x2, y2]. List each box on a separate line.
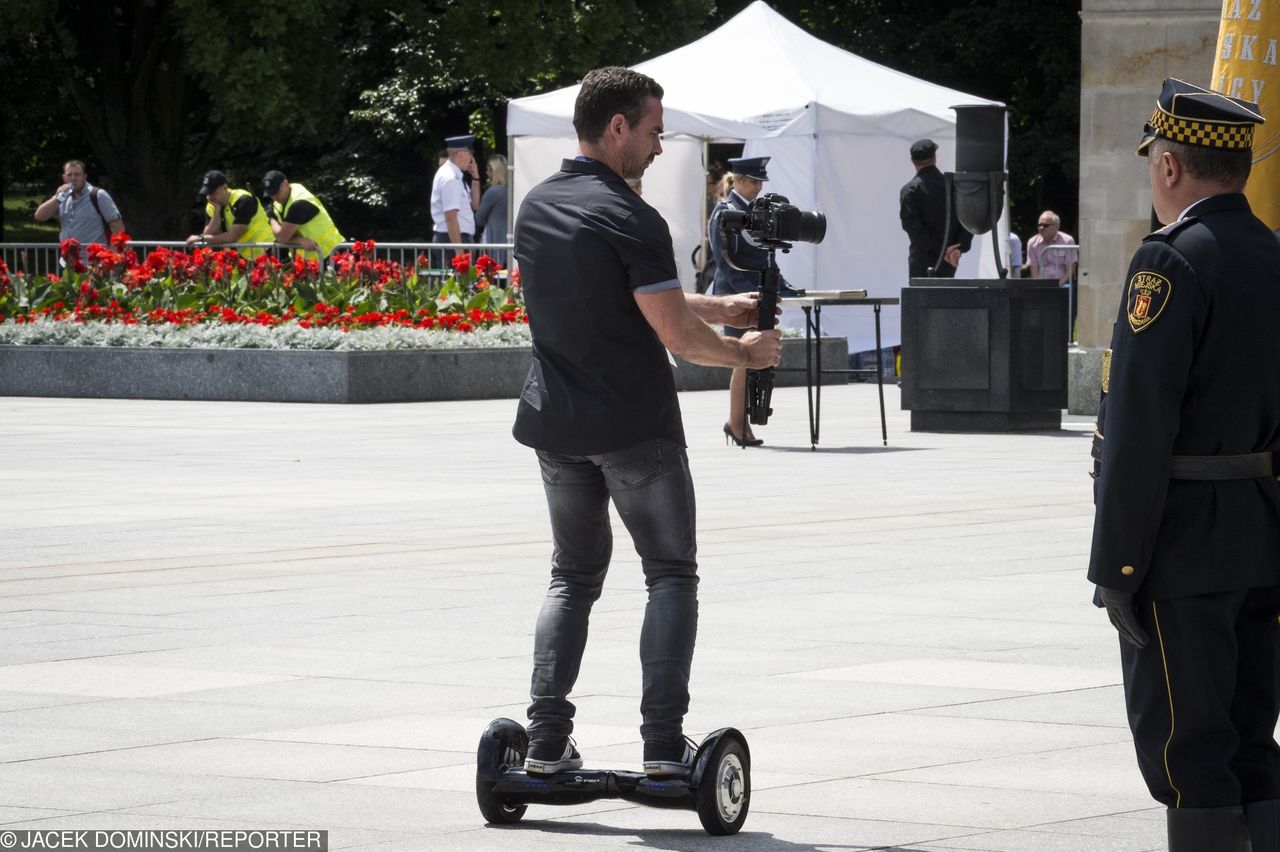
[430, 160, 475, 236]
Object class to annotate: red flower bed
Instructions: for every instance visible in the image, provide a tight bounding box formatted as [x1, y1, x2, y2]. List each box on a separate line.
[0, 235, 525, 333]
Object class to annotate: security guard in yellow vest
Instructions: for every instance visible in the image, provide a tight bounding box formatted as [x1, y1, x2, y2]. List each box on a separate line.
[186, 170, 273, 257]
[261, 170, 345, 260]
[1089, 78, 1280, 852]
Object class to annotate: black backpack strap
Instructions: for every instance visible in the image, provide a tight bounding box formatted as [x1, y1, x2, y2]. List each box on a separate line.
[88, 187, 111, 239]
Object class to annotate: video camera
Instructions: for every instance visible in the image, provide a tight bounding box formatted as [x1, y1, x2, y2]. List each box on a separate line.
[717, 193, 827, 430]
[719, 193, 826, 249]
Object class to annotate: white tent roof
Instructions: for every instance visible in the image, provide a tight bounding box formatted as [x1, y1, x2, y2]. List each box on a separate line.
[507, 0, 1001, 140]
[506, 1, 1011, 354]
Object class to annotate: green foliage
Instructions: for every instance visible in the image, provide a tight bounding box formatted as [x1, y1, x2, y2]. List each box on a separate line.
[3, 196, 60, 243]
[2, 0, 1082, 242]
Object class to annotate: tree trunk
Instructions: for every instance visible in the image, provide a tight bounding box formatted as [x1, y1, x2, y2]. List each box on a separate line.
[53, 0, 204, 239]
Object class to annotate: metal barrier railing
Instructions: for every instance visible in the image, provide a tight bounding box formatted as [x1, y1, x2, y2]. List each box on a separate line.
[1034, 242, 1080, 343]
[0, 240, 515, 277]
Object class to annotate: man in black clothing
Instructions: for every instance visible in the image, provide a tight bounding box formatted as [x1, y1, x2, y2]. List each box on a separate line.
[1089, 77, 1280, 852]
[512, 65, 781, 780]
[899, 138, 973, 278]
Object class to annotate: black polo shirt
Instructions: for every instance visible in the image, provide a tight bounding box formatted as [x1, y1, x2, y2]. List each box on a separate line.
[283, 199, 319, 226]
[512, 158, 685, 455]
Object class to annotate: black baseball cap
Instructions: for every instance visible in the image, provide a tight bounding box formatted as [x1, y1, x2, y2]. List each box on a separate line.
[198, 170, 228, 196]
[262, 170, 288, 196]
[909, 139, 938, 162]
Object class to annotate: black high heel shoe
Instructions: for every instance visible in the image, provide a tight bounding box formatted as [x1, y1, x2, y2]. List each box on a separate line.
[723, 422, 764, 447]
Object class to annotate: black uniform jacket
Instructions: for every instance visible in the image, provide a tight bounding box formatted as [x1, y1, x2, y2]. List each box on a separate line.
[708, 191, 771, 296]
[1089, 192, 1280, 600]
[899, 164, 973, 272]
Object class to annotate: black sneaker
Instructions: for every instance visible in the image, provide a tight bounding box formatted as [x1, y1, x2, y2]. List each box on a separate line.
[524, 737, 582, 775]
[643, 736, 697, 777]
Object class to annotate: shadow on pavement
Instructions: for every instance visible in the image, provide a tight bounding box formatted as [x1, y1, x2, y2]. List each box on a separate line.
[761, 446, 926, 455]
[487, 818, 934, 851]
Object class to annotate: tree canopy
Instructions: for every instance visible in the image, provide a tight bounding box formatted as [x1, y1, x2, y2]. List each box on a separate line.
[1, 0, 1079, 241]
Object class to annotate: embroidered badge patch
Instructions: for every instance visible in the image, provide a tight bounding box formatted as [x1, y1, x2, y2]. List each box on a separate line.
[1126, 270, 1171, 333]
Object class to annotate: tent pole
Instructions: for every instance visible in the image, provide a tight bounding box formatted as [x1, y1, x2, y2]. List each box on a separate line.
[506, 135, 516, 256]
[698, 136, 710, 293]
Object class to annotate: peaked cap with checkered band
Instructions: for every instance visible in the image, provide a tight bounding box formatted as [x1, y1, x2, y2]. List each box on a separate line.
[1136, 77, 1264, 156]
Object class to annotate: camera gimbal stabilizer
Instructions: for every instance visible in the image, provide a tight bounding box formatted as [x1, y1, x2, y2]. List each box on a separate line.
[719, 193, 826, 429]
[723, 241, 784, 428]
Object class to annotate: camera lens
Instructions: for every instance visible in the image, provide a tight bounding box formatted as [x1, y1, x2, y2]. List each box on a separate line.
[796, 210, 826, 244]
[719, 209, 750, 235]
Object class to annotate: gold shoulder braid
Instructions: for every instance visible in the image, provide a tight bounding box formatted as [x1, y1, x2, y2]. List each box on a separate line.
[1100, 349, 1112, 394]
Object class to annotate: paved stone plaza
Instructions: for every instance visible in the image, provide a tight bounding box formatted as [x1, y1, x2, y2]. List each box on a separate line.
[1, 384, 1167, 850]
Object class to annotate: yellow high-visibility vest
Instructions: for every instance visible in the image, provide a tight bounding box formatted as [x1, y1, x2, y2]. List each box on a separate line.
[205, 188, 273, 257]
[274, 183, 345, 259]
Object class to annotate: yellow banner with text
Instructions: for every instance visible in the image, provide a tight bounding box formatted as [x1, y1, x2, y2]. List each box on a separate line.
[1213, 0, 1280, 229]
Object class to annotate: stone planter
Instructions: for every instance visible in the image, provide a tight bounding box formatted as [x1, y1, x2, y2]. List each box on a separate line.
[0, 337, 846, 404]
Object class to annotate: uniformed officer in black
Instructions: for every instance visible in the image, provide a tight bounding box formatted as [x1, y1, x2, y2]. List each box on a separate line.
[898, 138, 973, 278]
[1089, 77, 1280, 852]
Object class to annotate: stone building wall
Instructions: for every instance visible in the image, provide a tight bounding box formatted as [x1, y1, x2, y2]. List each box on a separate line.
[1077, 0, 1219, 349]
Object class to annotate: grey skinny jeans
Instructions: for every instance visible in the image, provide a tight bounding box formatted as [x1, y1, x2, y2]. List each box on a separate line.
[528, 437, 699, 746]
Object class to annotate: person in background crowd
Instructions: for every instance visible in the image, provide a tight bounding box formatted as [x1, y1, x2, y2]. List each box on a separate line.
[1008, 230, 1024, 278]
[899, 139, 972, 278]
[261, 170, 345, 260]
[33, 159, 125, 247]
[475, 154, 510, 266]
[186, 170, 273, 257]
[1027, 210, 1077, 283]
[430, 134, 481, 264]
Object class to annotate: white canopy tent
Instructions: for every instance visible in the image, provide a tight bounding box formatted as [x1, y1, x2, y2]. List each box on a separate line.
[506, 0, 1009, 354]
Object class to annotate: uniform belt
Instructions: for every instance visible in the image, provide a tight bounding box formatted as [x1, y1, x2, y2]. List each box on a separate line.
[1169, 452, 1274, 479]
[1091, 435, 1275, 479]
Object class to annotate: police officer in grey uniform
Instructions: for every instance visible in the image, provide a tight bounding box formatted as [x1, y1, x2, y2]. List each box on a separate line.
[1089, 77, 1280, 851]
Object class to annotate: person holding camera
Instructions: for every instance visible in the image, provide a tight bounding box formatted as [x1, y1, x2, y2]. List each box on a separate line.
[706, 156, 796, 447]
[33, 159, 125, 246]
[512, 66, 781, 778]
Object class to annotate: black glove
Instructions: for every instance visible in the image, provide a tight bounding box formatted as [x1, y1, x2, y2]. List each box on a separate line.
[1098, 587, 1150, 649]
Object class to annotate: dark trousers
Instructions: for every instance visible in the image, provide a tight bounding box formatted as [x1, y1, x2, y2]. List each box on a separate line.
[528, 438, 699, 746]
[1120, 587, 1280, 808]
[430, 230, 472, 270]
